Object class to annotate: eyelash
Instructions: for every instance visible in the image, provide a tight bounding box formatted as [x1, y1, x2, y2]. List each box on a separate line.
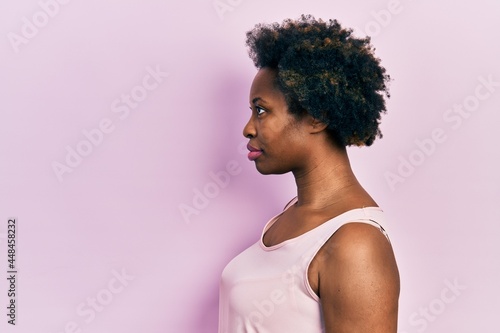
[250, 106, 266, 116]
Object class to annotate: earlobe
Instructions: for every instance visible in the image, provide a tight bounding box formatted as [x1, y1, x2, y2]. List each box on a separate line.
[310, 117, 328, 134]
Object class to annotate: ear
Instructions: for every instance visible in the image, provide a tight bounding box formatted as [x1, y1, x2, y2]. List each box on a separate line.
[308, 116, 328, 134]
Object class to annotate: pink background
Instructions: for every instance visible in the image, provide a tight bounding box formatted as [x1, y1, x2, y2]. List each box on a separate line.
[1, 0, 499, 332]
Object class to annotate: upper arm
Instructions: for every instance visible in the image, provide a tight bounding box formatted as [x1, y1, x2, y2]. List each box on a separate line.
[317, 222, 400, 333]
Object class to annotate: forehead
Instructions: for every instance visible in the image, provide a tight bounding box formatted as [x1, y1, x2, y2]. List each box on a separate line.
[249, 68, 283, 102]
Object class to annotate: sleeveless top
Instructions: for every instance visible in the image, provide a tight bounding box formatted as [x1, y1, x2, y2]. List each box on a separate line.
[218, 197, 390, 333]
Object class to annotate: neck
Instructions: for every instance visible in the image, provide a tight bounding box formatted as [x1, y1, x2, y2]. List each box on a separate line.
[292, 144, 373, 210]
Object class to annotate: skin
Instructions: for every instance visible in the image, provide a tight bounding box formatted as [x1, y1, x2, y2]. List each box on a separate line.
[243, 67, 400, 332]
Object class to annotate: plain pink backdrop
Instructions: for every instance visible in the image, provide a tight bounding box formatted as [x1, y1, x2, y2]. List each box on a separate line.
[1, 0, 499, 332]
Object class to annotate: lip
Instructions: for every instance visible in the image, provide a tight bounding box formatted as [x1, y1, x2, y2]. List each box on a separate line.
[247, 143, 261, 152]
[247, 143, 263, 161]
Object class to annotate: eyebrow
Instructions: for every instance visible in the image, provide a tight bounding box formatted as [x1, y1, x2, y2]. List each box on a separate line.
[251, 97, 264, 105]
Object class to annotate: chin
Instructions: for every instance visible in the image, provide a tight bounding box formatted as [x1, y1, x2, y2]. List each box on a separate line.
[254, 161, 289, 175]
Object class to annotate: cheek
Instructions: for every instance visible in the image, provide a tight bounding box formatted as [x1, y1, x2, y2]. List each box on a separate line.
[257, 120, 281, 143]
[281, 119, 306, 144]
[264, 120, 304, 151]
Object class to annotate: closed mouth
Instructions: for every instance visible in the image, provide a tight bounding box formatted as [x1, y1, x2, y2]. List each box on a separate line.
[247, 143, 262, 152]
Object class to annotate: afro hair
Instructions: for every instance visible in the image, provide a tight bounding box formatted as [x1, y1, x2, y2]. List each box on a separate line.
[245, 14, 391, 146]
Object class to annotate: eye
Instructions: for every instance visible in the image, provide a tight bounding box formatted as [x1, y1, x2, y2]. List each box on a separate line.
[249, 105, 267, 117]
[255, 106, 266, 116]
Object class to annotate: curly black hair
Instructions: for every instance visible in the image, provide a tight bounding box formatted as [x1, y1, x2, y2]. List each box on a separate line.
[245, 14, 390, 146]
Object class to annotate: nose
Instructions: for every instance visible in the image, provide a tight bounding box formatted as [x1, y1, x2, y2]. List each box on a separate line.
[243, 116, 256, 138]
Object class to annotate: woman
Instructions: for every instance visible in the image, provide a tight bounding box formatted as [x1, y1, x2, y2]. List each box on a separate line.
[219, 15, 399, 332]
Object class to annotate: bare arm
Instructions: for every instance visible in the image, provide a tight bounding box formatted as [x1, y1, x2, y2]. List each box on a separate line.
[317, 222, 400, 332]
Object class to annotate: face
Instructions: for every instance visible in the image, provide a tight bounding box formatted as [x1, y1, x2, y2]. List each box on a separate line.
[243, 68, 310, 175]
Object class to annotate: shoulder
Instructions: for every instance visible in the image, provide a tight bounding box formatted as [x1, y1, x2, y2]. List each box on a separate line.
[325, 221, 393, 261]
[318, 221, 399, 283]
[315, 222, 399, 290]
[316, 222, 400, 332]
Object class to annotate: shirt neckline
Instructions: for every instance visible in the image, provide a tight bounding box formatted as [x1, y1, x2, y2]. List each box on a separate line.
[259, 197, 383, 251]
